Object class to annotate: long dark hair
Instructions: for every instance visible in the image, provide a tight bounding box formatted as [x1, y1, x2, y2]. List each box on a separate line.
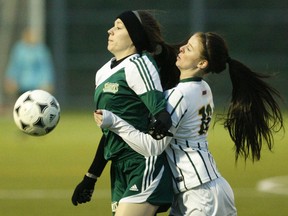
[137, 10, 180, 90]
[197, 32, 284, 161]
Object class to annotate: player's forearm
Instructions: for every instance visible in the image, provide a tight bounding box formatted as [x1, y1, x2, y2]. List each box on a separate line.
[100, 110, 173, 157]
[87, 135, 107, 177]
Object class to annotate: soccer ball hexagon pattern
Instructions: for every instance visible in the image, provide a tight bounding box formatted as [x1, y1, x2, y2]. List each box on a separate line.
[13, 90, 60, 136]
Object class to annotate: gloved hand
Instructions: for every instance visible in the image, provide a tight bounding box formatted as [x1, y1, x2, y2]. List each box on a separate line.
[148, 110, 173, 140]
[72, 174, 97, 206]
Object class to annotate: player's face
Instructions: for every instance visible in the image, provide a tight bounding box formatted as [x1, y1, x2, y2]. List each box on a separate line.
[107, 19, 136, 60]
[176, 34, 205, 71]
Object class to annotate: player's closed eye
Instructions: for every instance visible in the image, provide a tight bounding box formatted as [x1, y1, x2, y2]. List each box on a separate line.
[182, 45, 190, 52]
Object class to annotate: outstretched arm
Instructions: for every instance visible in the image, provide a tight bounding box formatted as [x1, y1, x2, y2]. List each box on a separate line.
[94, 110, 176, 157]
[87, 135, 108, 177]
[71, 135, 108, 206]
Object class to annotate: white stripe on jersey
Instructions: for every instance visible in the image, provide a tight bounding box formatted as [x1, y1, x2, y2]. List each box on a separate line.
[130, 57, 156, 91]
[127, 54, 162, 95]
[142, 156, 157, 191]
[95, 53, 162, 95]
[120, 162, 164, 204]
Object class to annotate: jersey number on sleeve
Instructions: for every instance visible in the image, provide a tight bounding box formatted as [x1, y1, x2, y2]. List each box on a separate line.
[198, 104, 212, 135]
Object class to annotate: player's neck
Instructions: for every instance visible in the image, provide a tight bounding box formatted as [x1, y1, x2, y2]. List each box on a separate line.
[179, 69, 204, 80]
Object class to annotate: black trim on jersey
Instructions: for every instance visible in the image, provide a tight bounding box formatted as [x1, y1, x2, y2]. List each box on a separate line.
[175, 109, 187, 128]
[208, 153, 219, 178]
[179, 144, 203, 185]
[196, 150, 213, 181]
[187, 140, 218, 181]
[165, 152, 181, 193]
[194, 142, 213, 181]
[166, 88, 174, 101]
[170, 142, 188, 191]
[170, 95, 183, 116]
[185, 140, 189, 148]
[166, 89, 187, 128]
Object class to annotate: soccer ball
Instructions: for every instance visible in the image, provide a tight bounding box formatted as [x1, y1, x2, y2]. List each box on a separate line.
[13, 90, 60, 136]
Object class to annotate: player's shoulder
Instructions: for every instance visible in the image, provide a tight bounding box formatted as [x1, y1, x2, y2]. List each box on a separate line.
[95, 59, 114, 85]
[165, 87, 185, 105]
[130, 52, 153, 62]
[128, 52, 158, 72]
[164, 87, 189, 114]
[96, 60, 112, 75]
[165, 81, 208, 105]
[165, 87, 183, 98]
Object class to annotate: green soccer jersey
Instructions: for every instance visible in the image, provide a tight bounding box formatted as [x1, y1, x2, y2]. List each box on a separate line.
[94, 52, 166, 160]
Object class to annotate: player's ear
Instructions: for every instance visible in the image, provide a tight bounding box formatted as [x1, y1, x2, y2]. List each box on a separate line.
[197, 59, 208, 69]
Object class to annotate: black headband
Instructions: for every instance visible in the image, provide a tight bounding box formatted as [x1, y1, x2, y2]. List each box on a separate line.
[117, 11, 151, 54]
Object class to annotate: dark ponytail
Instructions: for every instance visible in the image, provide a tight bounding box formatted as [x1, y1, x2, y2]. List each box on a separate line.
[225, 58, 284, 161]
[137, 10, 180, 90]
[153, 43, 180, 90]
[199, 32, 284, 161]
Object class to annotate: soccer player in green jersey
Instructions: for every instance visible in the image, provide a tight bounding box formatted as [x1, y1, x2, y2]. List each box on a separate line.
[72, 10, 180, 216]
[96, 32, 284, 215]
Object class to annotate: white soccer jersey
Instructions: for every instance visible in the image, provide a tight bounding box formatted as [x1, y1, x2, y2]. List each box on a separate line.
[100, 77, 221, 193]
[164, 77, 220, 193]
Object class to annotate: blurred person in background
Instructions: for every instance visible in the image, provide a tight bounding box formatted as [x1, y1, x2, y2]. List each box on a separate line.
[95, 32, 284, 216]
[71, 10, 180, 216]
[4, 28, 55, 99]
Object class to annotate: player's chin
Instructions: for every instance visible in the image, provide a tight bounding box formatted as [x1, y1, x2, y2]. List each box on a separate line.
[107, 42, 113, 51]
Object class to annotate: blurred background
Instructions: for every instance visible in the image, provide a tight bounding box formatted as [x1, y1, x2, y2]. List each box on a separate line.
[0, 1, 287, 215]
[0, 0, 287, 112]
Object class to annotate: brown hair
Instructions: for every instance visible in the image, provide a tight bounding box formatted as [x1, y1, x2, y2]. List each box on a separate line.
[137, 10, 180, 90]
[197, 32, 284, 161]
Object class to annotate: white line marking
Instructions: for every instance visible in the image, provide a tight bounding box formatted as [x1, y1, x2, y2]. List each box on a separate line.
[1, 177, 287, 200]
[257, 175, 288, 195]
[0, 189, 110, 199]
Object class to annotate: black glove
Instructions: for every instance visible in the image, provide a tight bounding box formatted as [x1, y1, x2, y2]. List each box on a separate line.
[72, 175, 97, 206]
[148, 110, 173, 140]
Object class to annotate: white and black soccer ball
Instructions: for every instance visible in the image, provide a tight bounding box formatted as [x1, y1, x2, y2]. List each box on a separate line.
[13, 90, 60, 136]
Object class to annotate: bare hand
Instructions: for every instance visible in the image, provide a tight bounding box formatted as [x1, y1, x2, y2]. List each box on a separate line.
[94, 110, 103, 126]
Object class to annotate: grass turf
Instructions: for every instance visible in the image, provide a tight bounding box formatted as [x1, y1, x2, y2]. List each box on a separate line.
[0, 110, 287, 215]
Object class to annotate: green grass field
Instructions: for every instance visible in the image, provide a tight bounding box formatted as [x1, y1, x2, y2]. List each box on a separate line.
[0, 110, 287, 216]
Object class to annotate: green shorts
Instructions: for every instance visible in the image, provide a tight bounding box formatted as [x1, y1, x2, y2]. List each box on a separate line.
[110, 153, 173, 213]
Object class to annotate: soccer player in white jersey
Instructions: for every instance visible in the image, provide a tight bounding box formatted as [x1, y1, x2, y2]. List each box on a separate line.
[71, 10, 180, 216]
[95, 32, 284, 215]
